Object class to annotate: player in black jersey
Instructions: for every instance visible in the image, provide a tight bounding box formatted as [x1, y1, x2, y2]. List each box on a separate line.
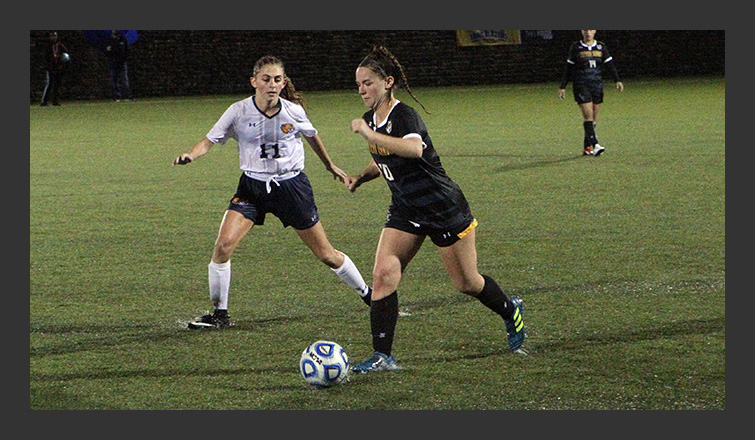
[558, 30, 624, 156]
[344, 46, 526, 373]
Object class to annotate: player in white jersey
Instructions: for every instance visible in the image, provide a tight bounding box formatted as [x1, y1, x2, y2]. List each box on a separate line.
[173, 56, 371, 329]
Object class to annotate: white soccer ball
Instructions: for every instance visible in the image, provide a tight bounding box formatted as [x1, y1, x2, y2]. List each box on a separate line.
[299, 340, 349, 388]
[60, 52, 70, 63]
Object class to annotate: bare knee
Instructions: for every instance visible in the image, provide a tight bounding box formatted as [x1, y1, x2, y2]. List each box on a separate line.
[213, 236, 237, 262]
[372, 263, 401, 297]
[452, 274, 484, 296]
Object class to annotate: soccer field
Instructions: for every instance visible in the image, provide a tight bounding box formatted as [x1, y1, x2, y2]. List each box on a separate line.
[29, 76, 725, 410]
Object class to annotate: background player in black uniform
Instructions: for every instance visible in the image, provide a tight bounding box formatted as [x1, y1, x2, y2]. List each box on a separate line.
[558, 30, 624, 156]
[344, 46, 526, 373]
[40, 31, 68, 107]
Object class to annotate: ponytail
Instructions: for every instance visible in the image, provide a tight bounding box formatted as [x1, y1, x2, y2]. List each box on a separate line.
[359, 45, 428, 114]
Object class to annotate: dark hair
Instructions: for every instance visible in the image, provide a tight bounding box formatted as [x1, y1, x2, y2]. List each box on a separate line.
[252, 55, 305, 107]
[358, 45, 428, 113]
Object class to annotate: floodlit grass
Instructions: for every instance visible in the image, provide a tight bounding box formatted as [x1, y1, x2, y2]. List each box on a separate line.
[30, 77, 725, 410]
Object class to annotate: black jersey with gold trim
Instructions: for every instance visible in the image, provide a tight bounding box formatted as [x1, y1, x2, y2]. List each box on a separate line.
[563, 40, 615, 86]
[362, 101, 472, 230]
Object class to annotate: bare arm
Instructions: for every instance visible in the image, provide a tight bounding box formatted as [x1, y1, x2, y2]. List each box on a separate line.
[303, 134, 347, 182]
[350, 118, 423, 159]
[344, 160, 381, 193]
[172, 137, 214, 166]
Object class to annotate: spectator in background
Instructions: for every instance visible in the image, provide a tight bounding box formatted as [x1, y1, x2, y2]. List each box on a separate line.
[41, 31, 68, 106]
[106, 30, 132, 101]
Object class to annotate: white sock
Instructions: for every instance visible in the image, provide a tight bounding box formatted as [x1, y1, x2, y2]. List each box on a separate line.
[208, 260, 231, 310]
[331, 252, 370, 297]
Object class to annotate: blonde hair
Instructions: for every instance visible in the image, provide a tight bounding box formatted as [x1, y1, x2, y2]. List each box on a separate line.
[253, 55, 305, 107]
[358, 46, 428, 113]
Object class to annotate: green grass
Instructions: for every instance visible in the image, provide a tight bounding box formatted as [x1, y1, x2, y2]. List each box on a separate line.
[29, 77, 725, 410]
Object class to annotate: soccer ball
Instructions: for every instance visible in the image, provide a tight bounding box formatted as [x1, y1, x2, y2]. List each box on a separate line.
[60, 52, 70, 63]
[299, 340, 349, 388]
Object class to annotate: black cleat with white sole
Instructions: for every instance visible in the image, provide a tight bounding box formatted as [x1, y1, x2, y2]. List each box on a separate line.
[188, 310, 232, 330]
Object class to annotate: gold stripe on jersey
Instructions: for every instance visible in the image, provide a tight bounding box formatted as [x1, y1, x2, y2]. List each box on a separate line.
[578, 50, 603, 58]
[457, 218, 478, 240]
[369, 143, 392, 156]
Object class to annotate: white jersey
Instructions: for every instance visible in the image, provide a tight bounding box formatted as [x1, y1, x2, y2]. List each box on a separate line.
[206, 96, 317, 180]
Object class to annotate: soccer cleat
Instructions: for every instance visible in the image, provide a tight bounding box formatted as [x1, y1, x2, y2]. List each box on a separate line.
[583, 146, 593, 156]
[351, 351, 401, 374]
[592, 144, 605, 156]
[187, 310, 232, 330]
[504, 296, 525, 351]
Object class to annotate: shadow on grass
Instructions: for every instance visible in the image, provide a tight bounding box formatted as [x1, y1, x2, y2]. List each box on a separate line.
[409, 315, 725, 365]
[532, 315, 725, 353]
[30, 364, 285, 383]
[29, 313, 326, 358]
[30, 276, 724, 383]
[442, 151, 585, 172]
[492, 154, 585, 172]
[29, 313, 724, 387]
[29, 320, 255, 358]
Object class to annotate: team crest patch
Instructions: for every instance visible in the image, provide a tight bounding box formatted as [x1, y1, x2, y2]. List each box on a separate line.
[386, 120, 392, 134]
[280, 123, 295, 134]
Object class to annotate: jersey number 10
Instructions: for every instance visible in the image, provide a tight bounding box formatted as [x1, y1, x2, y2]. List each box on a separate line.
[377, 163, 394, 181]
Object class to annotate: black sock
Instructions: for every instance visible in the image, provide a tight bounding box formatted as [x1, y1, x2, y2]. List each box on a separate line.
[583, 121, 597, 146]
[475, 274, 514, 320]
[370, 291, 398, 356]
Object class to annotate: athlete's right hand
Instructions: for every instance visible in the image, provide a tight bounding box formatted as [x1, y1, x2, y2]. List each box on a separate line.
[173, 154, 193, 166]
[350, 119, 370, 138]
[344, 175, 360, 193]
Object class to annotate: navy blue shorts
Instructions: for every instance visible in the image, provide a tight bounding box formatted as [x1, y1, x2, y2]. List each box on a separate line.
[573, 82, 604, 105]
[227, 172, 320, 230]
[384, 210, 478, 247]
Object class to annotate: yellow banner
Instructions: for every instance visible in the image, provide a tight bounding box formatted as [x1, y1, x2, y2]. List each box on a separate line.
[456, 30, 522, 46]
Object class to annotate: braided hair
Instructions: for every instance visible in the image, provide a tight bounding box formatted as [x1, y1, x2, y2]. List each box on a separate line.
[358, 46, 428, 114]
[252, 55, 305, 107]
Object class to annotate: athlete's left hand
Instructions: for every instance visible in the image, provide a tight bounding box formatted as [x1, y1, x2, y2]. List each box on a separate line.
[327, 163, 348, 183]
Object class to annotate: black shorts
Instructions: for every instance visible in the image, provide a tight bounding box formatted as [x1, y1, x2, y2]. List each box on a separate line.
[227, 172, 319, 230]
[384, 210, 478, 247]
[573, 82, 604, 105]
